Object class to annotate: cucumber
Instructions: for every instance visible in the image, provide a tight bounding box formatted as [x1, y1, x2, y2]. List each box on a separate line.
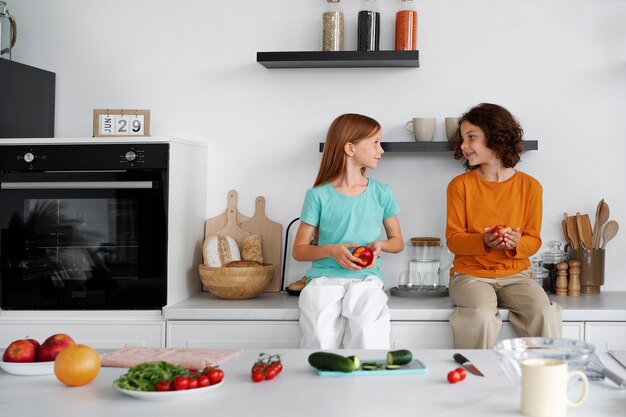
[387, 349, 413, 366]
[346, 355, 360, 369]
[308, 352, 358, 373]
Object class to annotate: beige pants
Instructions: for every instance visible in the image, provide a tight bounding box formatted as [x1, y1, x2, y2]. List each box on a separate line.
[449, 271, 562, 349]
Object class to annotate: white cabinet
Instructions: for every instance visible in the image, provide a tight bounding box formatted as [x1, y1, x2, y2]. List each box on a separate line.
[0, 320, 165, 348]
[585, 322, 626, 352]
[167, 321, 302, 349]
[390, 322, 519, 349]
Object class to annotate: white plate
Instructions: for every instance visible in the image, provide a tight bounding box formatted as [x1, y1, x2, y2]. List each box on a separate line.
[0, 360, 55, 376]
[115, 380, 224, 401]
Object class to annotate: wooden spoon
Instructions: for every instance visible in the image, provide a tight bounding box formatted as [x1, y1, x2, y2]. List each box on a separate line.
[594, 200, 610, 249]
[561, 219, 570, 247]
[601, 220, 619, 249]
[576, 212, 593, 250]
[566, 215, 580, 250]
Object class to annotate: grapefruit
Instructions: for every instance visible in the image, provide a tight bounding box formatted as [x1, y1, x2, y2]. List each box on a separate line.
[54, 344, 101, 386]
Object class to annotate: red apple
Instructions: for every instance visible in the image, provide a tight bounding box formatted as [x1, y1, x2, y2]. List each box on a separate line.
[493, 225, 512, 237]
[36, 334, 75, 362]
[3, 339, 37, 362]
[25, 338, 40, 351]
[352, 246, 374, 268]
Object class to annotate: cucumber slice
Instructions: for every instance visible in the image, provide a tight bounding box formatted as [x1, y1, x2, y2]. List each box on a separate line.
[385, 364, 402, 370]
[387, 349, 413, 366]
[362, 364, 378, 370]
[347, 355, 360, 369]
[308, 352, 358, 373]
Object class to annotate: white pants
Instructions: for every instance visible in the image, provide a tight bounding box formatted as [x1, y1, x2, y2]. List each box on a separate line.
[298, 276, 391, 349]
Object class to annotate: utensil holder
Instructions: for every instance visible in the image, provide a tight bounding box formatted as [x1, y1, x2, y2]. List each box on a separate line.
[569, 249, 604, 294]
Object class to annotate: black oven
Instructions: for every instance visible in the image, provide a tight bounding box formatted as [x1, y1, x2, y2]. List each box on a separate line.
[0, 143, 168, 310]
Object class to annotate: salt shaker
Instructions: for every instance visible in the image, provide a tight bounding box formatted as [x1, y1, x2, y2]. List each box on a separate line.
[568, 260, 581, 297]
[555, 261, 569, 296]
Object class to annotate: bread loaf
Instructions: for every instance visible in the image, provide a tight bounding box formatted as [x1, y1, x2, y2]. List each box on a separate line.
[224, 260, 262, 267]
[203, 234, 241, 267]
[242, 234, 263, 263]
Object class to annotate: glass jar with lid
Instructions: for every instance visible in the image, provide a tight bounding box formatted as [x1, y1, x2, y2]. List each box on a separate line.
[541, 241, 569, 294]
[529, 257, 550, 293]
[357, 0, 380, 51]
[322, 0, 344, 51]
[395, 0, 417, 51]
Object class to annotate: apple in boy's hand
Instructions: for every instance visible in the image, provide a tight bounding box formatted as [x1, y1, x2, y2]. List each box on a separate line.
[352, 246, 374, 267]
[492, 225, 512, 237]
[3, 339, 37, 362]
[36, 334, 75, 362]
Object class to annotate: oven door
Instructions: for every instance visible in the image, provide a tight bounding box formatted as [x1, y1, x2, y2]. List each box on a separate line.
[0, 171, 167, 310]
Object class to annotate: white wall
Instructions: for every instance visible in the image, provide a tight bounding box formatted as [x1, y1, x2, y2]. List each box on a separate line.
[8, 0, 626, 290]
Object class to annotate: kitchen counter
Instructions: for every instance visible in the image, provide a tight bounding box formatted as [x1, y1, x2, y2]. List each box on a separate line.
[0, 349, 624, 417]
[163, 291, 626, 322]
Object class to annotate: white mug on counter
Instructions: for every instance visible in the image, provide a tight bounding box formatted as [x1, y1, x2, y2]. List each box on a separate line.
[521, 359, 588, 417]
[405, 117, 436, 142]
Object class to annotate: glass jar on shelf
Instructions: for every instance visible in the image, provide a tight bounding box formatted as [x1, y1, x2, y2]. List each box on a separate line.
[322, 0, 344, 52]
[541, 241, 569, 294]
[1, 1, 17, 60]
[529, 257, 550, 293]
[395, 0, 417, 51]
[357, 0, 380, 51]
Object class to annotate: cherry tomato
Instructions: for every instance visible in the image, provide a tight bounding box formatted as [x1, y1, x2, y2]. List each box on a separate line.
[208, 368, 224, 385]
[251, 369, 265, 382]
[197, 374, 210, 387]
[251, 362, 265, 372]
[447, 370, 462, 384]
[173, 376, 189, 390]
[187, 377, 199, 389]
[270, 361, 283, 374]
[264, 367, 278, 380]
[188, 368, 199, 374]
[155, 379, 171, 391]
[455, 367, 467, 380]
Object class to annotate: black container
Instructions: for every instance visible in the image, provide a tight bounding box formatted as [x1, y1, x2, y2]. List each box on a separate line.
[357, 10, 380, 51]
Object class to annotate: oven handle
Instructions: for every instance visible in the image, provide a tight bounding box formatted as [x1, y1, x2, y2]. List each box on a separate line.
[0, 181, 154, 190]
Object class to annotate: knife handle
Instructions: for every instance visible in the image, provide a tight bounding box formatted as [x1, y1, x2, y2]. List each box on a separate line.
[453, 353, 469, 365]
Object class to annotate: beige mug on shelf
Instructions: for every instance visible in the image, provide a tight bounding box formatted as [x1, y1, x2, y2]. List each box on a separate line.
[405, 117, 436, 142]
[521, 359, 588, 417]
[444, 117, 459, 141]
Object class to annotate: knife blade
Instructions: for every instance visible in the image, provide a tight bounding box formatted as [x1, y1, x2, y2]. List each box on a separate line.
[453, 353, 484, 377]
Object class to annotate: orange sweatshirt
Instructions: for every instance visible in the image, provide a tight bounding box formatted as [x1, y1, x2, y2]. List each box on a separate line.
[446, 170, 542, 278]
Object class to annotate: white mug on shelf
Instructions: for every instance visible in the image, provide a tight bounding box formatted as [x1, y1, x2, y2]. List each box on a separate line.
[444, 117, 459, 141]
[405, 117, 436, 142]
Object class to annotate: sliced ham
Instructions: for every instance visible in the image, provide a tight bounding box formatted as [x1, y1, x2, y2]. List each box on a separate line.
[100, 346, 241, 369]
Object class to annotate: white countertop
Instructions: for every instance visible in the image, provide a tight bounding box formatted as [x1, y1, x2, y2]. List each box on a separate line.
[0, 349, 624, 417]
[163, 291, 626, 322]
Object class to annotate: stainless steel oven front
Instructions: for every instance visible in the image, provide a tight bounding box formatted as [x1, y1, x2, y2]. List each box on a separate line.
[0, 143, 169, 310]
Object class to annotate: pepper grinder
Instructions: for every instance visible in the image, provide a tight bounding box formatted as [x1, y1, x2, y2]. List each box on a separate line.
[568, 260, 581, 297]
[555, 261, 569, 296]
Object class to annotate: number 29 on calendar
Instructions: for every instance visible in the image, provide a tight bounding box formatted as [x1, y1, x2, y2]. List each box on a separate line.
[93, 109, 151, 137]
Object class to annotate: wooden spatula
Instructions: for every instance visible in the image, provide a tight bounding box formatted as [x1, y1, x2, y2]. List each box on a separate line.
[566, 215, 580, 250]
[576, 212, 593, 250]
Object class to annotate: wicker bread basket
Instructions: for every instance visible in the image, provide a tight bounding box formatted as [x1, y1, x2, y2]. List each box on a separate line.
[199, 263, 274, 300]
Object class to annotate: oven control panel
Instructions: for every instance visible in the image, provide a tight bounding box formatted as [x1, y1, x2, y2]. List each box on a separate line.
[0, 144, 169, 171]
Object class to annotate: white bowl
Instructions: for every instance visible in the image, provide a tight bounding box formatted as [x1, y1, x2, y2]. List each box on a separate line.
[0, 360, 55, 376]
[493, 337, 594, 388]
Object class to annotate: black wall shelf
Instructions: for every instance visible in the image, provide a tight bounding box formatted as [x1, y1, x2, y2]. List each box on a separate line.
[257, 50, 419, 69]
[319, 140, 539, 152]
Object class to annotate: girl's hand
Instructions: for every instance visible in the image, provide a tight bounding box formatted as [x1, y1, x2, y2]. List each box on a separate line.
[329, 243, 362, 270]
[364, 241, 383, 268]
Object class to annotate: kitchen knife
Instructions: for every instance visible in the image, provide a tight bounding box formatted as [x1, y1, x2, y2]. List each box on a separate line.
[453, 353, 484, 377]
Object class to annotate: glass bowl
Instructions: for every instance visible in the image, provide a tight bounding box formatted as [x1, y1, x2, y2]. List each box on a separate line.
[494, 337, 594, 388]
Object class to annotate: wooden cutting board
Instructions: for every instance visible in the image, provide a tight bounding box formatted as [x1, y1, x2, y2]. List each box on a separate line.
[240, 196, 283, 292]
[215, 204, 250, 248]
[204, 190, 250, 239]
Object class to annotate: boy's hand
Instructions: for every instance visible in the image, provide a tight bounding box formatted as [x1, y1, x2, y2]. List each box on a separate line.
[484, 227, 521, 250]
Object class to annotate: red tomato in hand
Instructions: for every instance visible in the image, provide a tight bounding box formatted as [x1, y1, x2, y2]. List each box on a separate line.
[173, 376, 189, 390]
[208, 368, 224, 385]
[447, 370, 462, 384]
[455, 367, 467, 380]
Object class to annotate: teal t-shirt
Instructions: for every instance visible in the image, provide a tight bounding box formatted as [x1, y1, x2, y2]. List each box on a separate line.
[299, 178, 400, 280]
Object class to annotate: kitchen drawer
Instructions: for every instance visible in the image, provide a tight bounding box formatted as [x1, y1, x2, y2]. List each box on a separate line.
[167, 321, 302, 349]
[390, 321, 518, 349]
[562, 321, 584, 340]
[585, 322, 626, 352]
[0, 320, 166, 348]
